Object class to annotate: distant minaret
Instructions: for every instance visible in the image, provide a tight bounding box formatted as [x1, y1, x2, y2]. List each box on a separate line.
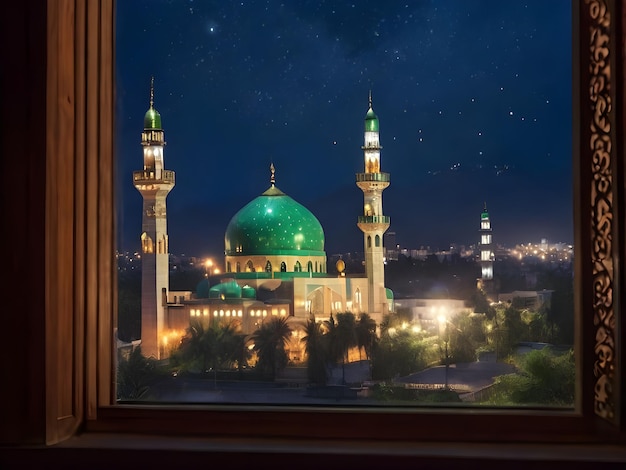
[133, 77, 175, 359]
[478, 203, 495, 298]
[356, 92, 390, 317]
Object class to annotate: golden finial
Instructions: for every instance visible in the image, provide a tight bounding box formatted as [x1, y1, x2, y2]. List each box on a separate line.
[270, 162, 276, 186]
[368, 89, 372, 108]
[149, 76, 155, 108]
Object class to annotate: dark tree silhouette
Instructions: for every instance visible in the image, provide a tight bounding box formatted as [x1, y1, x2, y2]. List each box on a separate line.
[301, 313, 328, 385]
[355, 312, 377, 361]
[251, 316, 292, 381]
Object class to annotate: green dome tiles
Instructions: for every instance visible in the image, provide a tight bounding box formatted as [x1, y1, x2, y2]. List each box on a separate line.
[196, 278, 210, 298]
[241, 285, 256, 299]
[209, 280, 242, 299]
[225, 185, 325, 256]
[144, 107, 162, 129]
[364, 107, 379, 132]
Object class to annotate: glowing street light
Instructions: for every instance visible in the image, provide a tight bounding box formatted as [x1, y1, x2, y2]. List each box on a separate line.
[204, 259, 217, 277]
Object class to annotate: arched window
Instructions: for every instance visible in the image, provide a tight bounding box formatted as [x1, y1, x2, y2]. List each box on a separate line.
[295, 261, 302, 272]
[307, 261, 313, 272]
[367, 235, 372, 248]
[226, 261, 231, 273]
[355, 288, 362, 311]
[141, 233, 154, 253]
[280, 261, 286, 272]
[375, 234, 381, 247]
[265, 260, 272, 272]
[236, 262, 241, 273]
[246, 260, 254, 272]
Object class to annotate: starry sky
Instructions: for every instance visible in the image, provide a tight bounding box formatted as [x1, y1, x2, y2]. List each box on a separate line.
[115, 0, 573, 259]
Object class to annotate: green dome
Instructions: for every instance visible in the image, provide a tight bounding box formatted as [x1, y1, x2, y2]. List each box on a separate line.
[196, 278, 210, 299]
[241, 285, 256, 299]
[365, 106, 379, 132]
[481, 203, 490, 219]
[209, 280, 242, 299]
[225, 185, 325, 256]
[144, 106, 162, 129]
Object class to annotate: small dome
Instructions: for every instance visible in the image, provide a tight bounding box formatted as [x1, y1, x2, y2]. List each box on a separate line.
[241, 285, 256, 299]
[208, 280, 242, 299]
[144, 106, 162, 130]
[225, 185, 325, 257]
[196, 278, 210, 299]
[365, 106, 379, 132]
[386, 288, 394, 300]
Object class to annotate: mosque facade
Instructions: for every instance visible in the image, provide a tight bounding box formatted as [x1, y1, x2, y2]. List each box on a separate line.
[135, 82, 393, 359]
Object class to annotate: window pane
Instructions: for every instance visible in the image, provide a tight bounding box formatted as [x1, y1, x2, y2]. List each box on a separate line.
[115, 0, 574, 408]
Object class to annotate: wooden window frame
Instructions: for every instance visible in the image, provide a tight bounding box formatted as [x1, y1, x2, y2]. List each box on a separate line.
[2, 0, 625, 461]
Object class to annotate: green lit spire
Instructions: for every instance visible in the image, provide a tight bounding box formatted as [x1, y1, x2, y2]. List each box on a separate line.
[481, 202, 489, 219]
[364, 90, 379, 132]
[143, 76, 162, 130]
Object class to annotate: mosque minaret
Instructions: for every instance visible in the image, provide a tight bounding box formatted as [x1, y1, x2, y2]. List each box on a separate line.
[356, 92, 390, 317]
[477, 202, 496, 300]
[479, 202, 494, 281]
[133, 77, 175, 359]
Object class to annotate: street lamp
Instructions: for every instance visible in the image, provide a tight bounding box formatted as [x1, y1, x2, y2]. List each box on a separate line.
[205, 259, 214, 277]
[437, 314, 449, 391]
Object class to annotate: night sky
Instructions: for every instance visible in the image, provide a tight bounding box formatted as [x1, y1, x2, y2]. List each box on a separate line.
[115, 0, 573, 259]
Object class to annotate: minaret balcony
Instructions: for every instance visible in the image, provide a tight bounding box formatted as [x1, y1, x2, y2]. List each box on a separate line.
[356, 172, 390, 183]
[358, 215, 390, 224]
[133, 169, 175, 185]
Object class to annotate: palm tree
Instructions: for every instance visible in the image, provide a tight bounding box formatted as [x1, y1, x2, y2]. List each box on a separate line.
[173, 318, 209, 373]
[116, 346, 161, 400]
[301, 313, 328, 385]
[251, 316, 292, 381]
[214, 321, 242, 368]
[335, 312, 358, 384]
[209, 321, 243, 384]
[232, 334, 253, 376]
[355, 312, 377, 361]
[322, 313, 341, 370]
[378, 313, 394, 337]
[173, 319, 241, 386]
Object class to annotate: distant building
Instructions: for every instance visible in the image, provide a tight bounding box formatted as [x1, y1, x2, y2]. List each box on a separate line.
[498, 290, 554, 311]
[393, 298, 470, 334]
[476, 203, 498, 301]
[384, 231, 398, 261]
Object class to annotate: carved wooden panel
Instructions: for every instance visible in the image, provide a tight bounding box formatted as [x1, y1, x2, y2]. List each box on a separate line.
[585, 0, 617, 423]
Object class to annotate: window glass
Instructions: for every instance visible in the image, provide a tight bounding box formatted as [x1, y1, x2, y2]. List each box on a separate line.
[115, 0, 574, 408]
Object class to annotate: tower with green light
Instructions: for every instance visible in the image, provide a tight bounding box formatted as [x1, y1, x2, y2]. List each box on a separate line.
[356, 93, 390, 316]
[477, 203, 495, 299]
[133, 77, 175, 359]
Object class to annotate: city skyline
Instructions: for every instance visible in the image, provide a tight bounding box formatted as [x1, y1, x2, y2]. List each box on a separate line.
[115, 0, 573, 259]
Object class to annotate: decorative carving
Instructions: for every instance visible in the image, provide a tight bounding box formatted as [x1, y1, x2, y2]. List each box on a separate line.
[586, 0, 615, 422]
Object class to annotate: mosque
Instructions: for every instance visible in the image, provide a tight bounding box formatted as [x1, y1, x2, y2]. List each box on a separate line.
[133, 80, 394, 359]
